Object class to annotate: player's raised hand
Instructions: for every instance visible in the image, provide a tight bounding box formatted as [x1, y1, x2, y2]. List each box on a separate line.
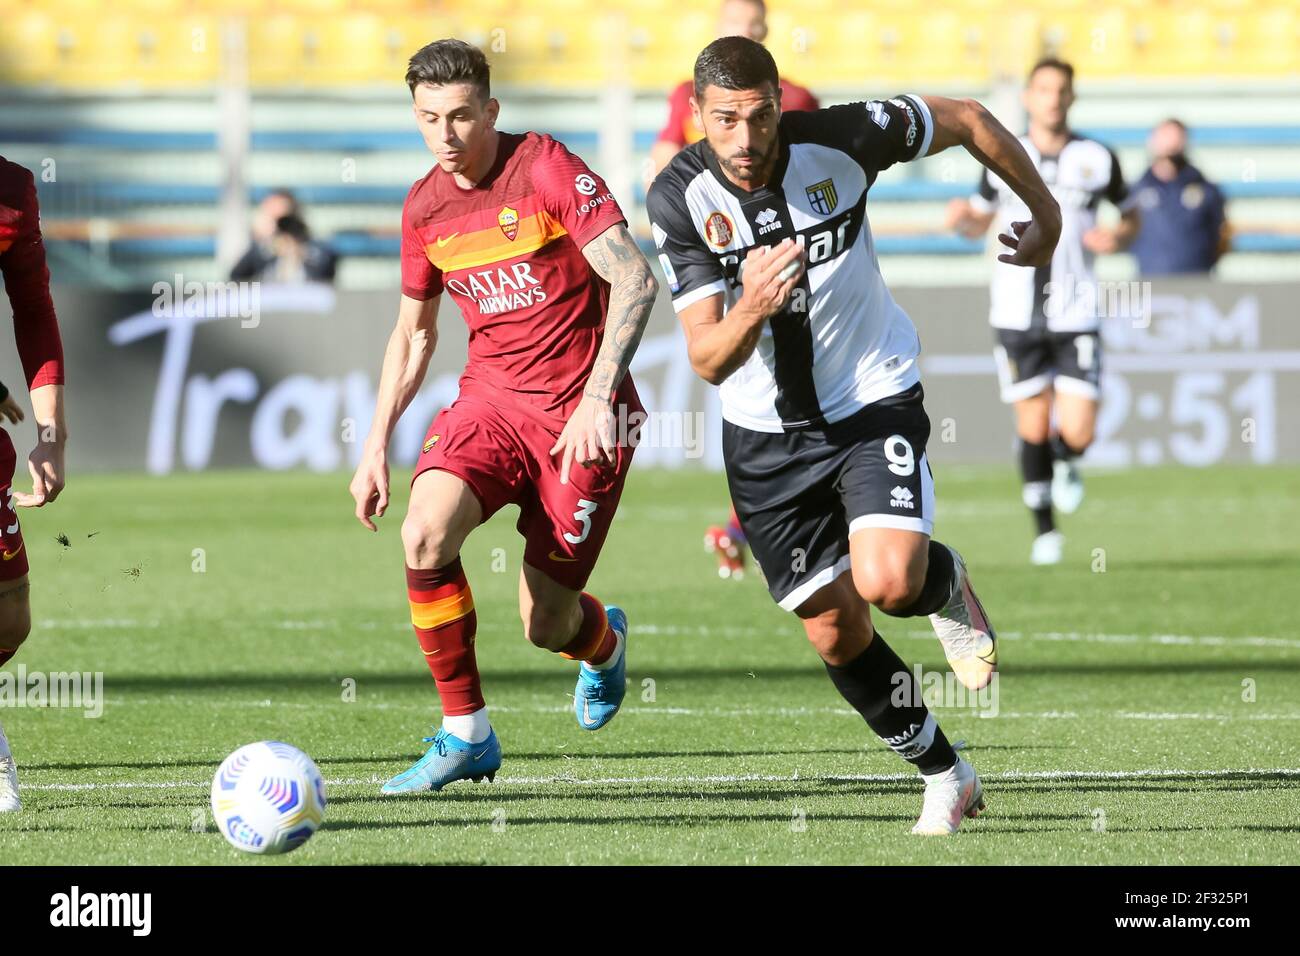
[996, 218, 1058, 267]
[739, 238, 806, 321]
[349, 446, 390, 531]
[550, 393, 617, 486]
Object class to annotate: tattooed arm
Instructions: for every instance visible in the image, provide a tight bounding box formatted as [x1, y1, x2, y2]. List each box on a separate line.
[580, 224, 659, 401]
[548, 224, 659, 485]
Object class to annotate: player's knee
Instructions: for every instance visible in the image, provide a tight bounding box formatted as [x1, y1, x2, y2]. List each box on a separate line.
[1060, 424, 1095, 452]
[1017, 421, 1052, 445]
[852, 564, 918, 615]
[400, 514, 460, 568]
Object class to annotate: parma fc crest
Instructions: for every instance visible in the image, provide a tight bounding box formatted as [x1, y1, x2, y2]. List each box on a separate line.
[498, 206, 519, 241]
[805, 178, 838, 215]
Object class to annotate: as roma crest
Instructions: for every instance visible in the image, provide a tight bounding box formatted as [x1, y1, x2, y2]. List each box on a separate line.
[498, 205, 519, 241]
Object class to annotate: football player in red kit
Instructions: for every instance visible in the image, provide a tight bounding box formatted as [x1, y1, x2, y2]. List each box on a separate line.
[0, 156, 69, 812]
[348, 40, 658, 794]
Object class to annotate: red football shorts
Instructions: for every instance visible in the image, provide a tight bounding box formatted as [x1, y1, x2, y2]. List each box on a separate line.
[0, 429, 28, 581]
[412, 393, 637, 591]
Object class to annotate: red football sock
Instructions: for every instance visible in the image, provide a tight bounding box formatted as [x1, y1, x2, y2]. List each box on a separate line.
[558, 592, 618, 665]
[407, 559, 484, 716]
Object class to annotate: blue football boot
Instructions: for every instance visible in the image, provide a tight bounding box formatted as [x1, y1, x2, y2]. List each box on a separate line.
[574, 605, 628, 731]
[380, 727, 501, 794]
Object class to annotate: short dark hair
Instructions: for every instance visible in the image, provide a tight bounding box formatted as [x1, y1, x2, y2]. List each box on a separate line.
[1158, 117, 1188, 133]
[693, 36, 779, 101]
[1028, 57, 1074, 87]
[406, 39, 490, 101]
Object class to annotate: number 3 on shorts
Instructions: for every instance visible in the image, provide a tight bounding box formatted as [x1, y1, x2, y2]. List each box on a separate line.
[563, 498, 598, 545]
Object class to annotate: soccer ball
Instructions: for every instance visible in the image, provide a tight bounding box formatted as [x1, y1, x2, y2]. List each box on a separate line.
[210, 741, 326, 855]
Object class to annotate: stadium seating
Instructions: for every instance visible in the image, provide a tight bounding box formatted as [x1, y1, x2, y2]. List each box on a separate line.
[2, 0, 1297, 288]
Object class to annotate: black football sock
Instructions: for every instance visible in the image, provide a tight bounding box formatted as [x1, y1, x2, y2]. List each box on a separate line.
[1050, 434, 1086, 462]
[1020, 438, 1054, 536]
[824, 631, 958, 775]
[891, 539, 956, 617]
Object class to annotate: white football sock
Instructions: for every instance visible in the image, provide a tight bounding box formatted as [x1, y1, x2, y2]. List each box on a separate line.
[442, 707, 491, 744]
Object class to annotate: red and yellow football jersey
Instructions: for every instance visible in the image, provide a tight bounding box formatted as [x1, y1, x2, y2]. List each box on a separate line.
[401, 132, 633, 428]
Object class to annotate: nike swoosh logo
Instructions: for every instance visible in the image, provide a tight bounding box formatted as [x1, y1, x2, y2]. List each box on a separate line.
[473, 746, 492, 759]
[548, 550, 579, 563]
[422, 647, 441, 655]
[2, 543, 22, 560]
[581, 697, 599, 727]
[436, 232, 459, 247]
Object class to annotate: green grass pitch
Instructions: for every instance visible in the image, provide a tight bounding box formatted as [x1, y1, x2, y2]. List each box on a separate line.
[1, 463, 1297, 864]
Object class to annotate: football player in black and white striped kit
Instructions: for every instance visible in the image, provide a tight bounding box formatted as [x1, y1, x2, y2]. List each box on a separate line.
[947, 59, 1140, 565]
[647, 37, 1061, 834]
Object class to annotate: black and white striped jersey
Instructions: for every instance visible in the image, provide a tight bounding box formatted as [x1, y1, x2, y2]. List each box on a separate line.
[646, 95, 933, 433]
[971, 133, 1130, 333]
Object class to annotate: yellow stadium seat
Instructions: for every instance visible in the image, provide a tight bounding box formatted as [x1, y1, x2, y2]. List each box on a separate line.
[55, 16, 141, 89]
[0, 10, 61, 86]
[299, 15, 396, 86]
[248, 14, 309, 87]
[276, 0, 352, 15]
[133, 17, 222, 88]
[385, 15, 457, 73]
[1040, 9, 1136, 78]
[118, 0, 189, 14]
[1130, 7, 1218, 75]
[626, 11, 716, 91]
[1219, 6, 1298, 75]
[478, 12, 611, 89]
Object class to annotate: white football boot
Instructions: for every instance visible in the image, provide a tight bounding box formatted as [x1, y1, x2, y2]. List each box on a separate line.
[928, 546, 998, 691]
[1031, 530, 1065, 566]
[0, 722, 19, 812]
[1051, 459, 1085, 514]
[912, 756, 984, 835]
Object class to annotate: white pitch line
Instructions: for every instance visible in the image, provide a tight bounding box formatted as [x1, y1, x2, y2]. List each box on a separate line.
[59, 698, 1300, 722]
[33, 618, 1300, 650]
[21, 766, 1300, 794]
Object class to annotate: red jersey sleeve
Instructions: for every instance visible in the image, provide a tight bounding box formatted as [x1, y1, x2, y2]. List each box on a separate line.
[531, 136, 627, 251]
[655, 81, 694, 148]
[0, 160, 64, 390]
[780, 79, 820, 113]
[400, 181, 443, 301]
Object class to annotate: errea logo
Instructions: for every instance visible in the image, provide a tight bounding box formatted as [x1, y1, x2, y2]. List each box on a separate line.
[890, 486, 914, 509]
[755, 207, 783, 236]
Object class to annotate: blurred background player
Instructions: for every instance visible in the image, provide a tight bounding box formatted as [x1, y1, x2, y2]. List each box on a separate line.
[348, 41, 657, 794]
[945, 58, 1140, 566]
[1129, 119, 1230, 277]
[0, 156, 68, 813]
[230, 188, 338, 284]
[649, 37, 1062, 834]
[648, 0, 818, 581]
